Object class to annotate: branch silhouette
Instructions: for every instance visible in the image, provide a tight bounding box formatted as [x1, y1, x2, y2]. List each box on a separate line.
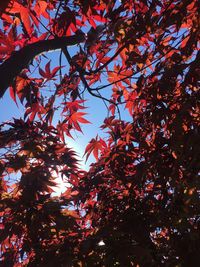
[0, 0, 11, 16]
[0, 32, 85, 98]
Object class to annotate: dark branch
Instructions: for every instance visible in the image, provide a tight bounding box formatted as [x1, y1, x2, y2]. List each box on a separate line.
[91, 44, 126, 75]
[61, 47, 115, 105]
[0, 32, 85, 98]
[0, 0, 11, 16]
[94, 32, 190, 91]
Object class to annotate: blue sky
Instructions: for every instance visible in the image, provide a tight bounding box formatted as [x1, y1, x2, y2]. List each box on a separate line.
[0, 36, 132, 171]
[0, 84, 105, 169]
[0, 72, 109, 194]
[0, 77, 130, 171]
[0, 46, 130, 195]
[0, 0, 134, 171]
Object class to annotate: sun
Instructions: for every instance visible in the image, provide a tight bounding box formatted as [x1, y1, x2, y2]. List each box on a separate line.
[51, 138, 90, 196]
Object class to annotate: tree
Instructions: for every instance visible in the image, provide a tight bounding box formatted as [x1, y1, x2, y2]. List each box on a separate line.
[0, 0, 199, 266]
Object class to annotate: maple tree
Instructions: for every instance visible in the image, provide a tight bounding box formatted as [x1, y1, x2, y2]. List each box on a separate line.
[0, 0, 200, 266]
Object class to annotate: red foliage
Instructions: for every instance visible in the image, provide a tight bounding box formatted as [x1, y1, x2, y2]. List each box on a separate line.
[0, 0, 199, 266]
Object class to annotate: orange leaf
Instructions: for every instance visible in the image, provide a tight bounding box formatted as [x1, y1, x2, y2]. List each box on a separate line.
[180, 36, 190, 48]
[70, 112, 90, 124]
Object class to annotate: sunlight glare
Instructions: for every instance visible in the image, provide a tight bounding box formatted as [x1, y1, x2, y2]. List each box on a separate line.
[51, 139, 89, 196]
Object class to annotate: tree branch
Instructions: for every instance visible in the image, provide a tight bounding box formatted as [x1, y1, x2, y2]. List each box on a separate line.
[0, 0, 11, 16]
[0, 32, 85, 98]
[90, 44, 126, 75]
[61, 47, 118, 106]
[62, 47, 122, 119]
[94, 32, 190, 91]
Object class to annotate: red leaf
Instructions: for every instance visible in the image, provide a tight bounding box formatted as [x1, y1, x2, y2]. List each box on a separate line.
[109, 104, 116, 116]
[39, 61, 61, 80]
[84, 136, 107, 161]
[180, 36, 190, 48]
[92, 14, 107, 23]
[71, 112, 90, 124]
[10, 2, 32, 35]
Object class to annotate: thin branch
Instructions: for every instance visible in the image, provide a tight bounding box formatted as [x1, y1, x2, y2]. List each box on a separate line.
[61, 47, 118, 107]
[90, 44, 127, 75]
[54, 1, 63, 21]
[59, 50, 63, 83]
[30, 10, 53, 37]
[93, 32, 190, 91]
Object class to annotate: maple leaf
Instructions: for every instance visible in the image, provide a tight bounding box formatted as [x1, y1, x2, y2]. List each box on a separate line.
[0, 29, 15, 58]
[25, 102, 45, 122]
[57, 121, 73, 140]
[108, 64, 133, 86]
[84, 136, 107, 161]
[39, 61, 61, 80]
[124, 90, 137, 116]
[66, 112, 91, 132]
[9, 1, 33, 36]
[62, 100, 87, 113]
[33, 0, 49, 20]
